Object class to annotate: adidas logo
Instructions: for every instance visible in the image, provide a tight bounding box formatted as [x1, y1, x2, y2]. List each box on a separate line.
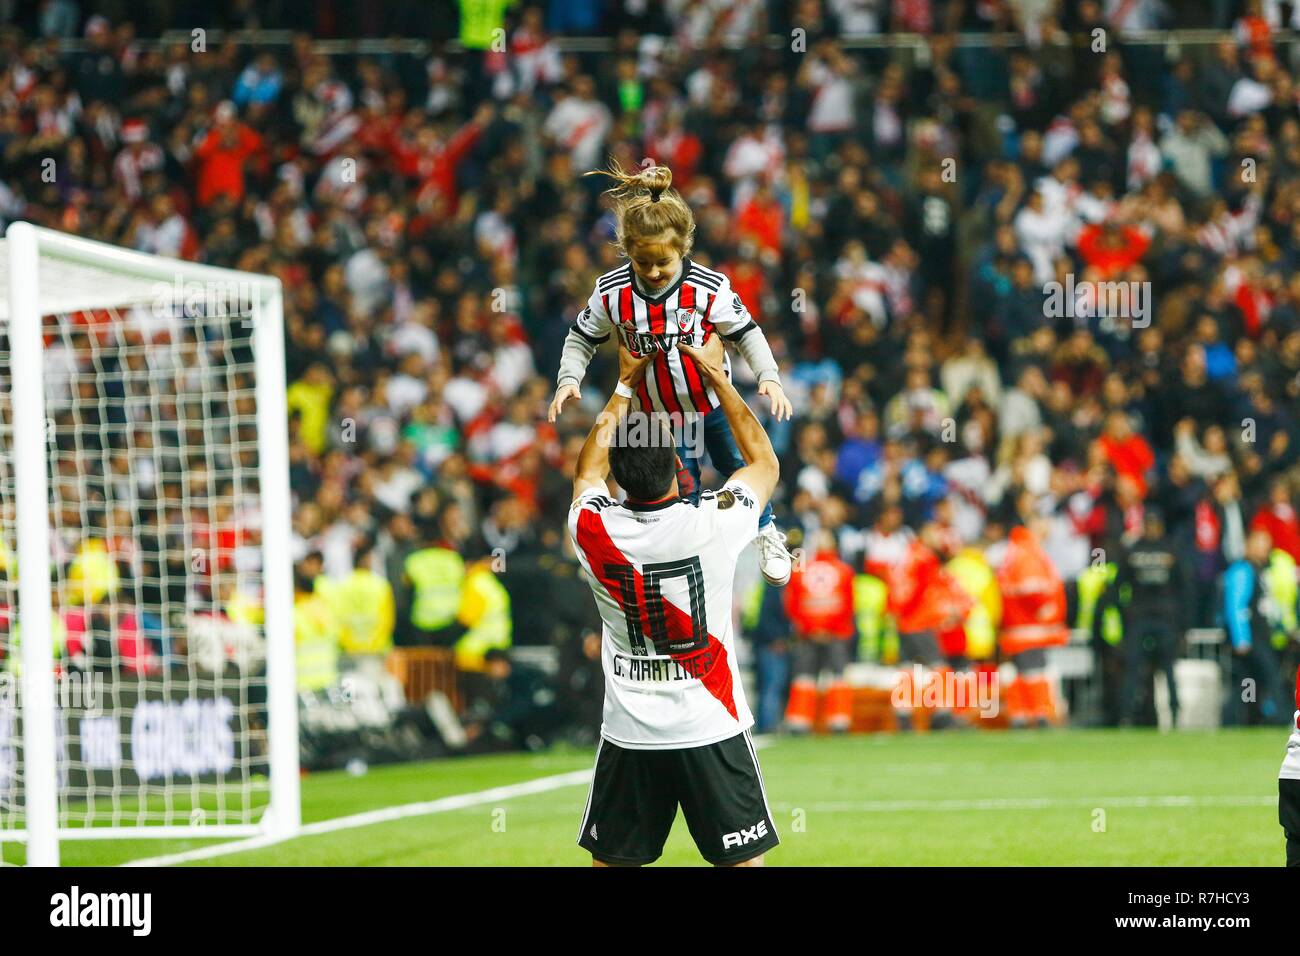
[589, 824, 598, 841]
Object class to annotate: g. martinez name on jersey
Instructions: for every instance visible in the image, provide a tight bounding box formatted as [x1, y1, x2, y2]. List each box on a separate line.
[567, 479, 762, 749]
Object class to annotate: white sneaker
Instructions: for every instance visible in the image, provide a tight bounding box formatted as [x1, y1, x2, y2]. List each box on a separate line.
[756, 524, 792, 586]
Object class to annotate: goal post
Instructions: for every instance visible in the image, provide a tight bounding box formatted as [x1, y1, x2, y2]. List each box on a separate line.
[0, 223, 299, 865]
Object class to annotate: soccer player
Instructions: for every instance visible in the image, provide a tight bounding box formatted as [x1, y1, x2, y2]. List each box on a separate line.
[549, 158, 794, 587]
[568, 333, 779, 867]
[1281, 663, 1300, 867]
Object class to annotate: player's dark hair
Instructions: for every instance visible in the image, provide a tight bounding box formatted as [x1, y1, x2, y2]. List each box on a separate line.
[608, 412, 677, 502]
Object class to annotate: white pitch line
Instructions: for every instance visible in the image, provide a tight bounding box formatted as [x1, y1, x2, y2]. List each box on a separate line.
[121, 768, 595, 867]
[122, 735, 775, 867]
[770, 794, 1277, 813]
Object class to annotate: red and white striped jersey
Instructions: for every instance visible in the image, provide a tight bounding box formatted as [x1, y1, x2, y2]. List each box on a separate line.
[568, 479, 760, 749]
[572, 259, 757, 419]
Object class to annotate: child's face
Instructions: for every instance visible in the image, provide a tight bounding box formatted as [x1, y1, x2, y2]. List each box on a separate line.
[627, 235, 682, 291]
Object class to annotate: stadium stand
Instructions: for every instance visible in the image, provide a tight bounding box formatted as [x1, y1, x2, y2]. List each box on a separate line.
[1, 0, 1299, 764]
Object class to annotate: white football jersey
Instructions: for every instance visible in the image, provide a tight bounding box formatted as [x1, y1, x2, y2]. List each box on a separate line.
[568, 478, 760, 749]
[1283, 667, 1300, 781]
[1284, 720, 1300, 781]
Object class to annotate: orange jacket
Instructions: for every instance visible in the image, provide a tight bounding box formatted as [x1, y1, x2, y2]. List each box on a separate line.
[885, 540, 972, 636]
[786, 551, 855, 640]
[1076, 223, 1151, 280]
[1094, 432, 1155, 497]
[935, 567, 977, 658]
[195, 123, 265, 207]
[996, 526, 1068, 655]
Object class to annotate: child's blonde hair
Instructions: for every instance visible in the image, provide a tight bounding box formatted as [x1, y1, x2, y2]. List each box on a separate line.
[585, 158, 696, 258]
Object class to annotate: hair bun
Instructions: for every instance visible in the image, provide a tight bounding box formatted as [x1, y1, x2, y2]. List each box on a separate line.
[639, 162, 673, 201]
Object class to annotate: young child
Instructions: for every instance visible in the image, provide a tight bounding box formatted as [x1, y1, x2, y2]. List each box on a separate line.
[548, 158, 794, 585]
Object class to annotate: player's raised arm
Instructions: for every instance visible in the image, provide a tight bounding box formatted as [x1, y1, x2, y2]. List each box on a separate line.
[678, 335, 779, 507]
[571, 343, 653, 501]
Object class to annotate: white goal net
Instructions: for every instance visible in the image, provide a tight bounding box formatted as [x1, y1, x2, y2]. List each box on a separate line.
[0, 223, 298, 866]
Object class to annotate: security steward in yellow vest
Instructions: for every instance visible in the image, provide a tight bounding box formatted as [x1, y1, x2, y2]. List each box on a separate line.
[453, 558, 512, 672]
[4, 609, 68, 678]
[68, 538, 120, 606]
[944, 547, 1000, 663]
[1264, 548, 1299, 651]
[1078, 547, 1127, 726]
[294, 551, 341, 694]
[400, 540, 466, 647]
[317, 541, 396, 659]
[853, 573, 893, 662]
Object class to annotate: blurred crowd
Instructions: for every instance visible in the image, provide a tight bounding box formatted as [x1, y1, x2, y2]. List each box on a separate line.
[0, 1, 1298, 745]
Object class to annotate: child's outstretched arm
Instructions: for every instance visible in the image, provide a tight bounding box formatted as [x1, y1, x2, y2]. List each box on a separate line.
[549, 288, 613, 422]
[703, 277, 793, 421]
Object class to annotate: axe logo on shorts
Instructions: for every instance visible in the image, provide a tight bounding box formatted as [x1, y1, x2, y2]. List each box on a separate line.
[722, 819, 769, 850]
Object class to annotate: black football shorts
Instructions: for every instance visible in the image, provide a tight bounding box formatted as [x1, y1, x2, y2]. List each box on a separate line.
[1281, 777, 1300, 867]
[577, 730, 779, 866]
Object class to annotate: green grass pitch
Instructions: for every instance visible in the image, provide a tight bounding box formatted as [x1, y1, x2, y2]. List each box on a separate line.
[2, 728, 1289, 866]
